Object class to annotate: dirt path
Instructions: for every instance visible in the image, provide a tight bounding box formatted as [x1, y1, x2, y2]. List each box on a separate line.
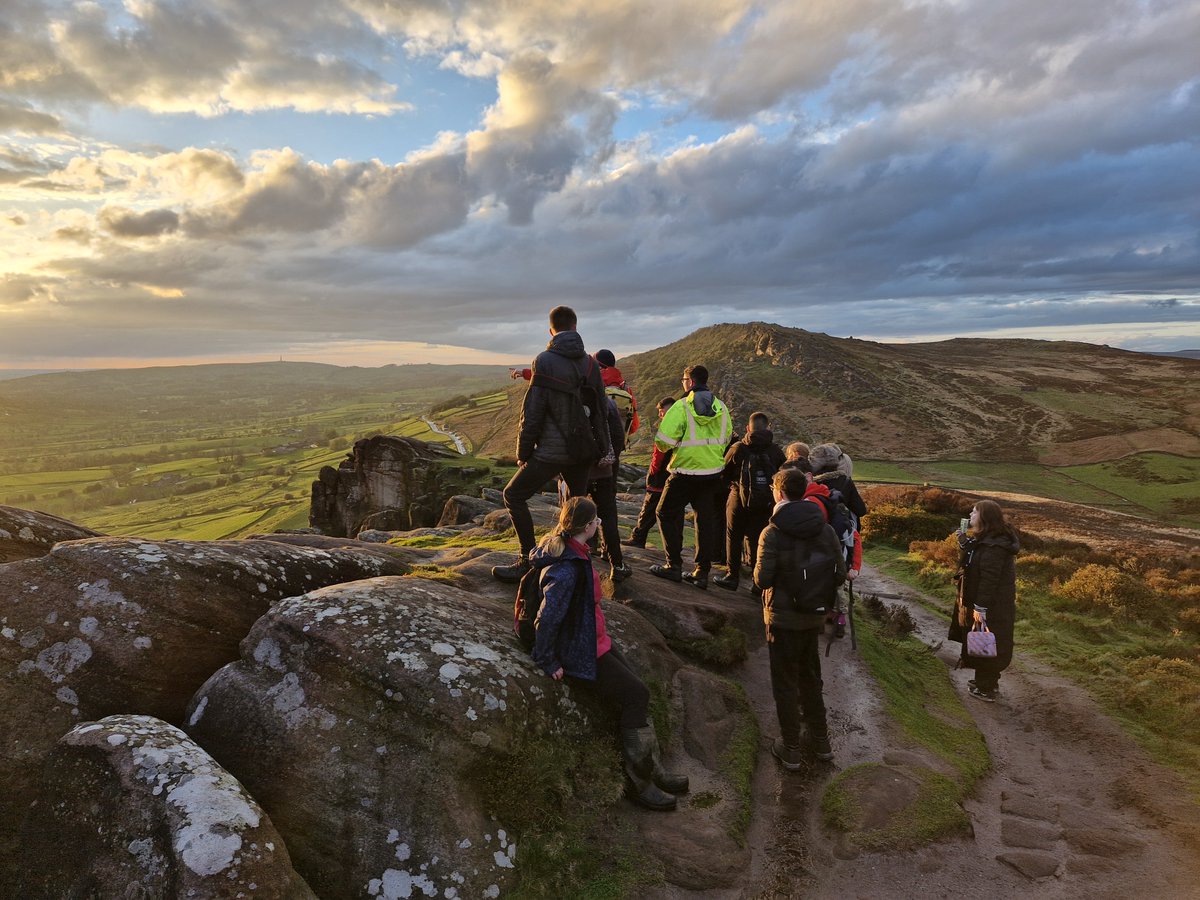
[687, 564, 1200, 899]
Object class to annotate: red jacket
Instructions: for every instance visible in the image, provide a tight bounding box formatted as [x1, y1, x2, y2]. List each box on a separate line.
[803, 482, 862, 570]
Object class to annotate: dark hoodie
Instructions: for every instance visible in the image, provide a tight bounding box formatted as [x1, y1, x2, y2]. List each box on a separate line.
[754, 499, 847, 631]
[723, 427, 786, 495]
[517, 331, 612, 465]
[950, 529, 1019, 662]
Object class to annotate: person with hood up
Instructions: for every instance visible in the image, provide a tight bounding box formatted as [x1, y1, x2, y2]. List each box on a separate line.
[713, 412, 786, 593]
[493, 305, 612, 584]
[529, 496, 688, 810]
[950, 500, 1019, 702]
[808, 443, 868, 522]
[754, 467, 846, 766]
[649, 365, 732, 589]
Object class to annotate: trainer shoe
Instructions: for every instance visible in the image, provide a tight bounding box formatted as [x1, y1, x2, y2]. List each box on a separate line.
[649, 564, 682, 582]
[968, 684, 997, 703]
[610, 563, 633, 583]
[491, 556, 531, 584]
[812, 734, 834, 761]
[771, 738, 804, 772]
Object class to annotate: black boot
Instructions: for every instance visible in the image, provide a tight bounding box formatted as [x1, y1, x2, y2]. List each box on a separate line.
[712, 572, 739, 591]
[642, 726, 689, 794]
[621, 727, 677, 811]
[491, 556, 531, 584]
[681, 568, 708, 589]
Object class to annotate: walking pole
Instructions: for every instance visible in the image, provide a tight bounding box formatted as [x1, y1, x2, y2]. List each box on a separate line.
[847, 580, 857, 651]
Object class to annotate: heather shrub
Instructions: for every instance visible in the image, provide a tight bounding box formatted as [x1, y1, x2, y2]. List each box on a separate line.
[909, 534, 960, 571]
[862, 504, 955, 546]
[1179, 607, 1200, 636]
[915, 487, 973, 516]
[1054, 564, 1162, 619]
[1016, 553, 1079, 584]
[1118, 656, 1200, 734]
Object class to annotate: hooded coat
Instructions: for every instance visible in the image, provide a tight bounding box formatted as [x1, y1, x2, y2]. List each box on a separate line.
[653, 387, 732, 475]
[754, 499, 847, 632]
[950, 530, 1020, 669]
[812, 470, 868, 520]
[723, 428, 786, 505]
[517, 331, 612, 465]
[529, 539, 608, 679]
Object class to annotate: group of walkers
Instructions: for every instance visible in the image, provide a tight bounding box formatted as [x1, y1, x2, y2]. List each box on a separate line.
[494, 307, 1018, 810]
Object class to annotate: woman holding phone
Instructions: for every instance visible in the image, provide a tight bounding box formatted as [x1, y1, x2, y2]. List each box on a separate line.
[950, 500, 1019, 702]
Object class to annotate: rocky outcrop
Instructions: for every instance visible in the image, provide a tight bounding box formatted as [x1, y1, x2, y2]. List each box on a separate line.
[16, 715, 313, 899]
[0, 504, 102, 563]
[186, 575, 743, 897]
[437, 494, 500, 526]
[309, 435, 480, 537]
[0, 536, 411, 879]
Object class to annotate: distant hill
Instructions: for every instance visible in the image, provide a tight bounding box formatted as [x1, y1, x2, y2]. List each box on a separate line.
[1144, 349, 1200, 360]
[469, 323, 1200, 466]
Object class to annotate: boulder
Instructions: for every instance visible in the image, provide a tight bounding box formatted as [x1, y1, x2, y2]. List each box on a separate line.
[17, 715, 313, 899]
[186, 575, 736, 897]
[0, 505, 101, 564]
[438, 495, 500, 527]
[0, 536, 411, 878]
[309, 436, 478, 538]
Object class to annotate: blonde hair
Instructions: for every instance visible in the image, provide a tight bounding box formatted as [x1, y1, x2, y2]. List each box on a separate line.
[538, 496, 598, 557]
[785, 441, 810, 461]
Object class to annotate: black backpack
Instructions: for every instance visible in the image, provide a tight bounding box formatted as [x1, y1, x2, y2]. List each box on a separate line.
[811, 488, 859, 567]
[738, 445, 777, 511]
[784, 537, 841, 614]
[552, 357, 607, 464]
[513, 560, 589, 652]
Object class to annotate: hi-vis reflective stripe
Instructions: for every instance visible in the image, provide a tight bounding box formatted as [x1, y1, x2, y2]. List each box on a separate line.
[677, 401, 731, 447]
[655, 427, 680, 448]
[671, 464, 726, 475]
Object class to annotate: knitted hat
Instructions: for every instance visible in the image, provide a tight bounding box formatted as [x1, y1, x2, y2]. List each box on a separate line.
[809, 443, 843, 474]
[595, 348, 616, 368]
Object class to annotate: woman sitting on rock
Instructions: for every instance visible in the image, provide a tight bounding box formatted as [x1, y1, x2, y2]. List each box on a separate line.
[950, 499, 1020, 702]
[529, 496, 688, 811]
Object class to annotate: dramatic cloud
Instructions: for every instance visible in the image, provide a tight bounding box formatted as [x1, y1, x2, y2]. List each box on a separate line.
[0, 0, 1197, 366]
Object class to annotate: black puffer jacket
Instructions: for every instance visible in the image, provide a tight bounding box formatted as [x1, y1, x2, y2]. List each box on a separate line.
[516, 331, 611, 465]
[813, 471, 868, 519]
[950, 530, 1019, 665]
[754, 500, 847, 632]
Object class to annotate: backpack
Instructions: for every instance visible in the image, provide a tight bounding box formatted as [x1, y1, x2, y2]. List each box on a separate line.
[810, 488, 859, 567]
[513, 560, 589, 652]
[738, 445, 777, 511]
[550, 357, 607, 464]
[784, 539, 841, 614]
[605, 384, 637, 435]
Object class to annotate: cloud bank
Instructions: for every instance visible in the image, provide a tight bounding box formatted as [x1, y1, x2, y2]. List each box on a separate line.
[0, 0, 1197, 365]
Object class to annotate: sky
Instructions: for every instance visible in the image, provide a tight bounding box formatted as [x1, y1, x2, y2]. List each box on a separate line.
[1, 0, 1198, 370]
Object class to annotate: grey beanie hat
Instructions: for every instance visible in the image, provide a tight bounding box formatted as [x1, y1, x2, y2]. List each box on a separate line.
[809, 442, 843, 474]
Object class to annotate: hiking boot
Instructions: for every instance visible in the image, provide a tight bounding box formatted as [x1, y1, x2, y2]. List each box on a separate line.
[621, 537, 645, 548]
[771, 738, 804, 772]
[968, 684, 997, 703]
[610, 563, 633, 583]
[712, 572, 739, 592]
[649, 564, 682, 583]
[681, 568, 708, 590]
[491, 556, 531, 584]
[621, 727, 679, 812]
[811, 733, 834, 761]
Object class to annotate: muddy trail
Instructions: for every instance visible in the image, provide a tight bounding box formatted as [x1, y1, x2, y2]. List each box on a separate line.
[648, 563, 1199, 900]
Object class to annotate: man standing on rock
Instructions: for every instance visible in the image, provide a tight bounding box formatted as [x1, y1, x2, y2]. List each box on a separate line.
[493, 306, 612, 584]
[649, 365, 732, 589]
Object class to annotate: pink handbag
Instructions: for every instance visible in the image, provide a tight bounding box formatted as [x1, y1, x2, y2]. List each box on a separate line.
[966, 623, 997, 658]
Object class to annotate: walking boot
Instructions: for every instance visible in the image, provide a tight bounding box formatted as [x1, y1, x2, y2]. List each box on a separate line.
[712, 571, 739, 591]
[649, 564, 682, 582]
[621, 537, 645, 548]
[621, 728, 677, 811]
[634, 725, 689, 794]
[681, 568, 708, 589]
[809, 725, 833, 761]
[491, 556, 531, 584]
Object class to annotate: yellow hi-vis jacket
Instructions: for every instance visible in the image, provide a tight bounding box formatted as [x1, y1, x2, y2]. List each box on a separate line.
[654, 390, 732, 475]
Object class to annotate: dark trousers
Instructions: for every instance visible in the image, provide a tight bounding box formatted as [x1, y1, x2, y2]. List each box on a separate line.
[588, 476, 622, 567]
[503, 458, 591, 556]
[726, 495, 770, 577]
[629, 490, 662, 545]
[768, 626, 827, 747]
[962, 646, 1012, 691]
[656, 473, 721, 571]
[576, 645, 649, 730]
[711, 486, 730, 565]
